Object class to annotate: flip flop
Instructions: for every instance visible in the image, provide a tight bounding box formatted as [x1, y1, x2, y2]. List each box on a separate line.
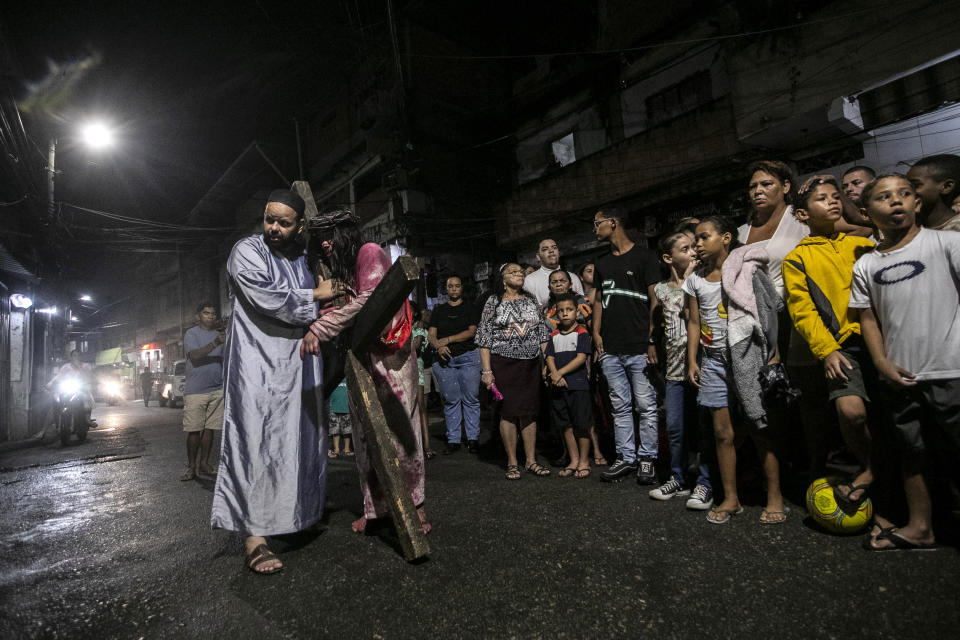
[861, 524, 896, 550]
[706, 505, 744, 525]
[245, 543, 284, 575]
[525, 462, 551, 477]
[866, 528, 937, 552]
[558, 467, 577, 477]
[833, 480, 870, 511]
[759, 508, 788, 525]
[574, 468, 591, 479]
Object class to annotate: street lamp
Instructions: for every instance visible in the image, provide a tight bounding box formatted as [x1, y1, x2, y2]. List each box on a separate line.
[47, 120, 117, 218]
[79, 294, 93, 302]
[80, 122, 114, 149]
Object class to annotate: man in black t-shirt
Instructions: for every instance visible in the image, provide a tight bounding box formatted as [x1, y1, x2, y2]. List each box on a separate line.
[428, 276, 482, 455]
[592, 207, 663, 485]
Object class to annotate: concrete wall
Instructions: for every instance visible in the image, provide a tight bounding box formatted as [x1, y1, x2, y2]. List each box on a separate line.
[728, 0, 960, 145]
[7, 309, 31, 439]
[498, 97, 743, 248]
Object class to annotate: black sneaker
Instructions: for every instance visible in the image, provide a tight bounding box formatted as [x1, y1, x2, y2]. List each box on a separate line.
[443, 443, 461, 455]
[648, 475, 691, 500]
[685, 484, 714, 510]
[636, 458, 657, 485]
[600, 457, 637, 483]
[467, 440, 479, 454]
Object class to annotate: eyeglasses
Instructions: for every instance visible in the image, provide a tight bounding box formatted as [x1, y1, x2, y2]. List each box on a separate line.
[592, 218, 612, 228]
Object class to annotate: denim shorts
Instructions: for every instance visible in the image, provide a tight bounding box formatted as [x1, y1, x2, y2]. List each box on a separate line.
[698, 349, 734, 408]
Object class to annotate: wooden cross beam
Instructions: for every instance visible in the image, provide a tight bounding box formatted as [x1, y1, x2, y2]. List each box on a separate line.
[342, 255, 430, 562]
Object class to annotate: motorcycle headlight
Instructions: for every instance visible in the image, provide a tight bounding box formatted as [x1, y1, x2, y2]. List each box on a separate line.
[59, 379, 81, 395]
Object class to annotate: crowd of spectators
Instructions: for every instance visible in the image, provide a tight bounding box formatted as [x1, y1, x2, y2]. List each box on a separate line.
[338, 154, 960, 552]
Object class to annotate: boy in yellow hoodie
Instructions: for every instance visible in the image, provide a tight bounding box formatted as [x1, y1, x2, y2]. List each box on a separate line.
[783, 175, 875, 510]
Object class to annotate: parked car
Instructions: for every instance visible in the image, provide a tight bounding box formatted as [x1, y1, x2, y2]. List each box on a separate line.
[159, 360, 186, 408]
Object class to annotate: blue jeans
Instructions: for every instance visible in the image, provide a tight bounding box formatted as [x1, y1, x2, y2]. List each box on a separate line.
[599, 353, 659, 463]
[665, 379, 710, 489]
[432, 349, 482, 444]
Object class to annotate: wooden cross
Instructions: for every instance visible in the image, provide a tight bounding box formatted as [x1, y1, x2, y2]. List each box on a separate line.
[293, 181, 430, 562]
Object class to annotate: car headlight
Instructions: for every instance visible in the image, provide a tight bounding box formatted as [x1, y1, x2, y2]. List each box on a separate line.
[59, 379, 81, 395]
[103, 381, 120, 395]
[163, 383, 172, 395]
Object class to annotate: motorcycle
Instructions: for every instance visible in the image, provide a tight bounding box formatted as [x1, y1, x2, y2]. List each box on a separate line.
[100, 379, 123, 406]
[54, 378, 91, 446]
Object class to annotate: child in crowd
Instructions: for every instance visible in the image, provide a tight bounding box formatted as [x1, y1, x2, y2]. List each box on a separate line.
[545, 293, 593, 478]
[783, 176, 876, 509]
[650, 229, 713, 509]
[686, 216, 786, 524]
[684, 218, 740, 523]
[906, 154, 960, 232]
[851, 174, 960, 551]
[328, 378, 353, 458]
[412, 306, 436, 459]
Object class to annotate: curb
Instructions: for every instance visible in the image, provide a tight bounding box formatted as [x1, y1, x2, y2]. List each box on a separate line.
[0, 434, 48, 454]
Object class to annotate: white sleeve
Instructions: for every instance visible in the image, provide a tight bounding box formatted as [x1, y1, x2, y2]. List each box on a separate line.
[848, 261, 872, 309]
[943, 230, 960, 277]
[570, 273, 584, 295]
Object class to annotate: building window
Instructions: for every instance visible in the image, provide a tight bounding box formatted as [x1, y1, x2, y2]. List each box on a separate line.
[646, 70, 712, 127]
[551, 133, 576, 167]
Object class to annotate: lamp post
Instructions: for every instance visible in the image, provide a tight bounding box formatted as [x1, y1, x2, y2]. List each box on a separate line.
[46, 121, 116, 218]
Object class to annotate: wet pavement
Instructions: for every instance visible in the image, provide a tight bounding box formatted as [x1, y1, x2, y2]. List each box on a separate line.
[1, 401, 958, 639]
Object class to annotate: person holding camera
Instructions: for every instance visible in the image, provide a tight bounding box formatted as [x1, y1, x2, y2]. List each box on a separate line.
[429, 275, 482, 455]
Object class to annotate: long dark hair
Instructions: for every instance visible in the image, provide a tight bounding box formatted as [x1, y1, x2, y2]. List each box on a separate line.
[694, 215, 741, 274]
[319, 207, 364, 290]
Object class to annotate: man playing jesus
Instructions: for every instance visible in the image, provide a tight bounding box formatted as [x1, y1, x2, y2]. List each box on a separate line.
[300, 207, 429, 534]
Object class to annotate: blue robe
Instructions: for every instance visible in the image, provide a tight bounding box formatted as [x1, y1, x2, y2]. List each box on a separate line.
[210, 234, 326, 536]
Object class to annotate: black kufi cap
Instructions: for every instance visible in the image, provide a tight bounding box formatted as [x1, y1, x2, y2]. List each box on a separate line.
[267, 189, 306, 217]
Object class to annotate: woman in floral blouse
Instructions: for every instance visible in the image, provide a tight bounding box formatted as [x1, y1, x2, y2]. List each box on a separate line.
[476, 263, 552, 479]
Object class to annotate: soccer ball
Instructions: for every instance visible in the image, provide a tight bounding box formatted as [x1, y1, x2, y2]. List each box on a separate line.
[805, 477, 873, 534]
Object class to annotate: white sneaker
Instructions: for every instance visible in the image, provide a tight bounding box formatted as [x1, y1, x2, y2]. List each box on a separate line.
[685, 484, 714, 510]
[648, 475, 691, 500]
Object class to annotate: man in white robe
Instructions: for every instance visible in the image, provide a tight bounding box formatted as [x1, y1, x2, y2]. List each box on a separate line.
[211, 189, 334, 574]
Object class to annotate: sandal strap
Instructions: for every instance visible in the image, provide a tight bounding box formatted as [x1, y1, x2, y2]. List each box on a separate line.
[246, 544, 279, 570]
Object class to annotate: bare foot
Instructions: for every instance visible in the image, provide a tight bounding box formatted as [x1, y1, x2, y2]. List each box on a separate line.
[327, 449, 339, 459]
[417, 506, 432, 534]
[244, 536, 282, 574]
[351, 516, 367, 533]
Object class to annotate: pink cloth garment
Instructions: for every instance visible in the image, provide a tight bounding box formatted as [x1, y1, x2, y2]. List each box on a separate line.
[722, 244, 769, 344]
[309, 243, 425, 519]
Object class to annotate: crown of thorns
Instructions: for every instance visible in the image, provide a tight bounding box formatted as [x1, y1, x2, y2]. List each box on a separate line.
[308, 208, 361, 231]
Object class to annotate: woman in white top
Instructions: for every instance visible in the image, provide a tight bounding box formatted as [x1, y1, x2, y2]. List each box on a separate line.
[738, 160, 808, 301]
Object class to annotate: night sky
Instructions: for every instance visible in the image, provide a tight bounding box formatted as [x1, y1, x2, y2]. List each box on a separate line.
[3, 0, 371, 294]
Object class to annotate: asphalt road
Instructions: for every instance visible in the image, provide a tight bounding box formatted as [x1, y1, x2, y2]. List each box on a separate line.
[1, 401, 958, 639]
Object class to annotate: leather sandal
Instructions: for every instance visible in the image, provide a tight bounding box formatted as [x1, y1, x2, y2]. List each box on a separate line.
[245, 543, 283, 575]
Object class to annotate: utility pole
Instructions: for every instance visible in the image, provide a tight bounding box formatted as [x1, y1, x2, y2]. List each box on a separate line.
[47, 138, 56, 219]
[177, 241, 184, 360]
